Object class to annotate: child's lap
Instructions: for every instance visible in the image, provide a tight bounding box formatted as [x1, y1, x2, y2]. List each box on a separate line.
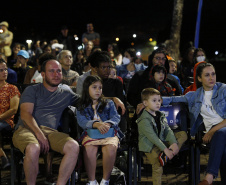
[82, 135, 119, 148]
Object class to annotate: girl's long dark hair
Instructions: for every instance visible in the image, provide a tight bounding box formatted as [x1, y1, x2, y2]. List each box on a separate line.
[78, 75, 107, 113]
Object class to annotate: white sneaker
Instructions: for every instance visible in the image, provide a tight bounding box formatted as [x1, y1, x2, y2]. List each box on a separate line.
[100, 180, 109, 185]
[86, 180, 99, 185]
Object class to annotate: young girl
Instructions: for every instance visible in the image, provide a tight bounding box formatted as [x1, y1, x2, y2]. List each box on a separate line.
[76, 75, 122, 185]
[149, 64, 175, 96]
[162, 63, 226, 185]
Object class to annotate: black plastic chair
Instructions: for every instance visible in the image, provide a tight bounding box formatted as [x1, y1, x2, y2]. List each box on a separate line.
[191, 123, 210, 185]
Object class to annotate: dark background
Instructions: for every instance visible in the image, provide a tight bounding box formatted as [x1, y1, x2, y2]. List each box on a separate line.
[2, 0, 226, 59]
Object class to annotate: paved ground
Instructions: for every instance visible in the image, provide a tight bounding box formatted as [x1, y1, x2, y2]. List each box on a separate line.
[0, 145, 222, 185]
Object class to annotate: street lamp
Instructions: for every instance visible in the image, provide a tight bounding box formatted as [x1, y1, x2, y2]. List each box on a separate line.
[74, 35, 79, 40]
[26, 40, 32, 49]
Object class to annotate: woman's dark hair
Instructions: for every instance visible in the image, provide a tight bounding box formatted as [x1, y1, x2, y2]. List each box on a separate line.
[38, 53, 55, 66]
[151, 65, 167, 76]
[43, 44, 52, 52]
[192, 48, 206, 63]
[78, 75, 107, 113]
[125, 48, 136, 59]
[0, 58, 7, 65]
[148, 49, 169, 72]
[88, 50, 111, 68]
[195, 63, 214, 89]
[110, 43, 121, 57]
[74, 50, 85, 63]
[181, 46, 196, 66]
[151, 64, 167, 83]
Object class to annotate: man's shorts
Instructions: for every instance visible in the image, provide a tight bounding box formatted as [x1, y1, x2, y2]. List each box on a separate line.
[12, 125, 74, 154]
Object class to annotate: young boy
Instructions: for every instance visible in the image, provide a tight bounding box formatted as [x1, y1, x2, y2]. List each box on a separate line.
[167, 56, 184, 93]
[13, 50, 32, 84]
[109, 66, 123, 84]
[136, 88, 187, 185]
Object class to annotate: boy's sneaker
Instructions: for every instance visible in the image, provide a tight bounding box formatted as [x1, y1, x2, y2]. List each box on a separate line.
[158, 152, 168, 167]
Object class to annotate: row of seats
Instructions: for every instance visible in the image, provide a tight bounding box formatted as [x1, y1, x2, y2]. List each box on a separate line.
[0, 83, 210, 185]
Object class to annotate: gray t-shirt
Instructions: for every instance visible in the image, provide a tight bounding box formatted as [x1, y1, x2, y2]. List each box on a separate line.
[17, 83, 80, 130]
[82, 32, 100, 42]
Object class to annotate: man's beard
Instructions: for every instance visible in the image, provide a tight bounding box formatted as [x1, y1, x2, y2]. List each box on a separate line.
[45, 77, 61, 87]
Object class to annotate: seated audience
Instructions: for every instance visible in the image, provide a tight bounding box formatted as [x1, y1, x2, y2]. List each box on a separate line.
[71, 49, 86, 75]
[12, 59, 80, 185]
[149, 64, 175, 96]
[167, 56, 184, 94]
[0, 59, 20, 168]
[183, 61, 206, 95]
[178, 46, 195, 88]
[76, 75, 123, 185]
[13, 50, 32, 84]
[57, 50, 79, 92]
[0, 53, 17, 83]
[137, 88, 187, 185]
[24, 53, 56, 84]
[162, 63, 226, 185]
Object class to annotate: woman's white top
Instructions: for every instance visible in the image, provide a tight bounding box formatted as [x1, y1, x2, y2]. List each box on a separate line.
[200, 90, 223, 132]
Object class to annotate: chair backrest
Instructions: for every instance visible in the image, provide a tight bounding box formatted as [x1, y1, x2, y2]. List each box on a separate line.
[160, 102, 188, 131]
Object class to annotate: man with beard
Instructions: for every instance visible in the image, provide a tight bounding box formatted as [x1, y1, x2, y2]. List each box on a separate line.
[12, 60, 80, 185]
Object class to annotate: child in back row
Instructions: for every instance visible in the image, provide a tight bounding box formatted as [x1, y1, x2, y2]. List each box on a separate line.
[136, 88, 187, 185]
[167, 56, 184, 94]
[149, 64, 175, 96]
[76, 75, 123, 185]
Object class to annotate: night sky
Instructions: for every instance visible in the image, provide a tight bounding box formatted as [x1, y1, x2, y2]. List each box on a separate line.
[2, 0, 226, 58]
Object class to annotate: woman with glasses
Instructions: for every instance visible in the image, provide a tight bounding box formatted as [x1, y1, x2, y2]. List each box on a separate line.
[0, 59, 20, 168]
[127, 49, 182, 111]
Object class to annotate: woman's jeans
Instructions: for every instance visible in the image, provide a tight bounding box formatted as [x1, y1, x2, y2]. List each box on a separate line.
[207, 127, 226, 184]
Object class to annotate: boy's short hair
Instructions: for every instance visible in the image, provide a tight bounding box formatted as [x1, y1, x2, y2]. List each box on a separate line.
[168, 59, 176, 64]
[167, 55, 176, 64]
[141, 88, 161, 102]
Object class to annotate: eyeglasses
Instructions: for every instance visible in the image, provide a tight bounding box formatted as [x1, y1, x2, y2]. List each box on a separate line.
[154, 57, 167, 61]
[99, 66, 110, 70]
[0, 68, 7, 72]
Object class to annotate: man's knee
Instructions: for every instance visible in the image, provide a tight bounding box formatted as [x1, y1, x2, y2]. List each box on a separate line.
[25, 143, 41, 158]
[63, 139, 79, 155]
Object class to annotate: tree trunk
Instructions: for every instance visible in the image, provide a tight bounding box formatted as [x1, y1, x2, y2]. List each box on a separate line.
[165, 0, 184, 62]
